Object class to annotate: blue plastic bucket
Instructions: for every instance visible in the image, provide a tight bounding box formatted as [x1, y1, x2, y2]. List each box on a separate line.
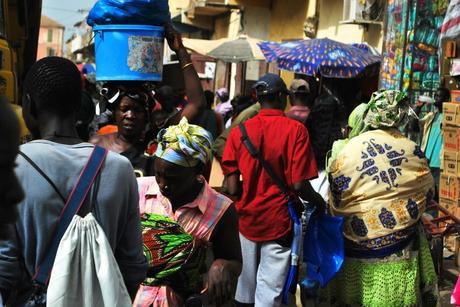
[93, 25, 164, 81]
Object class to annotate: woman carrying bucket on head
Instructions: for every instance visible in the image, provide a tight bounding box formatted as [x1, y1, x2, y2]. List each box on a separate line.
[91, 25, 207, 177]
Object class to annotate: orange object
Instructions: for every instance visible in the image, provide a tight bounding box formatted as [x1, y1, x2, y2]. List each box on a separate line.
[451, 91, 460, 104]
[98, 124, 118, 135]
[446, 41, 457, 58]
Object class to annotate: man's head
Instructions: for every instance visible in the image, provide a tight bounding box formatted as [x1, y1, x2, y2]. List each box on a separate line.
[23, 57, 81, 137]
[434, 87, 450, 110]
[289, 79, 310, 107]
[155, 85, 181, 113]
[253, 73, 289, 110]
[204, 90, 215, 109]
[231, 95, 253, 116]
[216, 88, 229, 103]
[0, 97, 24, 239]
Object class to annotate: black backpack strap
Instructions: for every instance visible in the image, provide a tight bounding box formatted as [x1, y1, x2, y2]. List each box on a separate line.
[239, 123, 288, 195]
[18, 151, 66, 203]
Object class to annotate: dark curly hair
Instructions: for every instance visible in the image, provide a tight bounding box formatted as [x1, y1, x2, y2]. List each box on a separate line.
[306, 97, 343, 170]
[24, 57, 81, 116]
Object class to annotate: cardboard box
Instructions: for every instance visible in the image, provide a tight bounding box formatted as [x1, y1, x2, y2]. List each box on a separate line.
[440, 173, 460, 201]
[439, 197, 460, 216]
[443, 126, 460, 151]
[444, 151, 460, 177]
[443, 103, 460, 127]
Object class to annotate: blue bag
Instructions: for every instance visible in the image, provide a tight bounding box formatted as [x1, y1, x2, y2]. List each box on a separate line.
[303, 206, 344, 288]
[87, 0, 171, 26]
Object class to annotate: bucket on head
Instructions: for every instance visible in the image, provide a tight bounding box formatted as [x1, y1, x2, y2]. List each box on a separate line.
[93, 25, 165, 82]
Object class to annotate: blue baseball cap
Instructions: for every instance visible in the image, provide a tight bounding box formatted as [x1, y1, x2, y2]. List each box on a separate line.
[253, 73, 289, 96]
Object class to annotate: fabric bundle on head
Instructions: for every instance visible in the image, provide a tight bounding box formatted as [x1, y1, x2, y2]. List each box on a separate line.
[327, 90, 408, 173]
[348, 103, 369, 139]
[155, 117, 213, 167]
[364, 90, 409, 129]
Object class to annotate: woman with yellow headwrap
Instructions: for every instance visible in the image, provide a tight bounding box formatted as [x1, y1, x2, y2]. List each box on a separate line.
[323, 90, 438, 306]
[134, 118, 242, 307]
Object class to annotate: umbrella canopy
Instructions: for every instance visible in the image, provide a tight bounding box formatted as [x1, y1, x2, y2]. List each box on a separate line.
[183, 35, 265, 62]
[258, 38, 381, 78]
[82, 63, 96, 74]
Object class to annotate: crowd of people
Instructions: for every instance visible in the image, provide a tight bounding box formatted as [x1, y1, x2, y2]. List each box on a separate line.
[0, 25, 445, 307]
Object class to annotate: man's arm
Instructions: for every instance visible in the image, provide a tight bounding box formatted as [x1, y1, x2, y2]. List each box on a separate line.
[207, 205, 242, 306]
[408, 101, 425, 133]
[291, 127, 326, 213]
[226, 172, 242, 199]
[293, 180, 326, 213]
[115, 168, 147, 300]
[0, 225, 21, 302]
[164, 24, 206, 125]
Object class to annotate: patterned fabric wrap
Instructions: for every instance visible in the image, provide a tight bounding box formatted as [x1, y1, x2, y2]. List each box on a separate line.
[328, 129, 434, 251]
[364, 90, 409, 130]
[320, 228, 438, 307]
[155, 117, 213, 167]
[141, 213, 206, 297]
[141, 214, 194, 279]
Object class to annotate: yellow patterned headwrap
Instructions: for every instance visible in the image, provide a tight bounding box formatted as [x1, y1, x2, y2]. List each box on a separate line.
[155, 117, 213, 167]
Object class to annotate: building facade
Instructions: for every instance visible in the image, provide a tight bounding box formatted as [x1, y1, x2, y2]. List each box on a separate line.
[170, 0, 385, 93]
[37, 15, 64, 60]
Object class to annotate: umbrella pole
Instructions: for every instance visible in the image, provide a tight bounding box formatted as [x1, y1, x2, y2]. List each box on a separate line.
[242, 61, 247, 95]
[319, 74, 323, 95]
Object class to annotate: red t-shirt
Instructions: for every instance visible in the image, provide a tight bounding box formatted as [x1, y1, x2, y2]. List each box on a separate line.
[222, 109, 317, 241]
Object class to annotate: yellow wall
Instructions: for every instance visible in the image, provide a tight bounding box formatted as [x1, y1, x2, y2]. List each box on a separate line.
[316, 0, 383, 51]
[268, 0, 308, 42]
[169, 0, 191, 16]
[267, 0, 309, 91]
[213, 15, 231, 39]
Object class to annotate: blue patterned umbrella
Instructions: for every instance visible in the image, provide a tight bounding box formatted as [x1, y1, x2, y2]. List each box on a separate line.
[258, 38, 381, 78]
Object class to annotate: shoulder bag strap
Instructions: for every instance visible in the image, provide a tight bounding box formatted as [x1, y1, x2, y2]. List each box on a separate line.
[239, 123, 288, 195]
[33, 145, 108, 285]
[18, 151, 66, 203]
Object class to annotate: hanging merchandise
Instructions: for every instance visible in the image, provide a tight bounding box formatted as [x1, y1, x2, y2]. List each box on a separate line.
[440, 0, 460, 49]
[451, 59, 460, 76]
[87, 0, 171, 26]
[380, 0, 448, 104]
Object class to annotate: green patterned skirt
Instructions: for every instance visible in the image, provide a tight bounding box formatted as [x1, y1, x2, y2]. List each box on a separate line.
[320, 230, 438, 307]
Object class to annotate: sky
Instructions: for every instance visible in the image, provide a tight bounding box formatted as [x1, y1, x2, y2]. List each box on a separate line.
[42, 0, 97, 41]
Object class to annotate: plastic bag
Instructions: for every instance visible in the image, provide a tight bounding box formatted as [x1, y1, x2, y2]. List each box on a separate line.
[87, 0, 171, 27]
[303, 210, 344, 288]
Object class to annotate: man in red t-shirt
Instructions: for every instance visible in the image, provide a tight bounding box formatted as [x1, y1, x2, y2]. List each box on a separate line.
[222, 73, 325, 306]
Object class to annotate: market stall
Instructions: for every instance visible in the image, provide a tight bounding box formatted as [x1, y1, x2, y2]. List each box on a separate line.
[380, 0, 449, 103]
